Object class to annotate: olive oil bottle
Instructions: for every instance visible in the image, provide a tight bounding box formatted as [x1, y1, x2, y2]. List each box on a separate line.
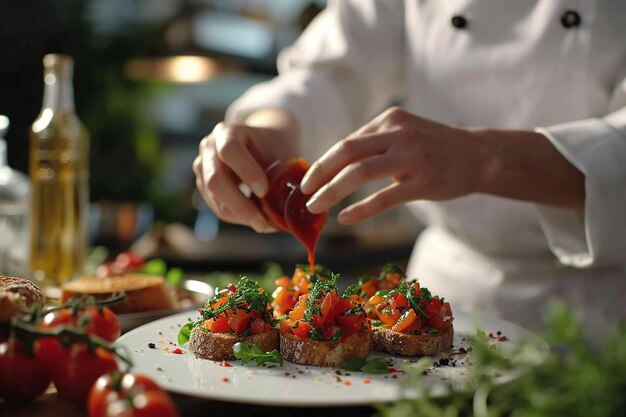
[29, 54, 89, 286]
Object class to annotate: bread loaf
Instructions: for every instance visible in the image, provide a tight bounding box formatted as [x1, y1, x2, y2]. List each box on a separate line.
[0, 276, 46, 322]
[61, 274, 177, 314]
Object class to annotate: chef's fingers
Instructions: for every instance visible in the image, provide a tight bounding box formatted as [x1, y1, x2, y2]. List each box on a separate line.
[336, 181, 411, 225]
[300, 129, 404, 194]
[197, 146, 274, 233]
[213, 123, 269, 198]
[305, 153, 410, 214]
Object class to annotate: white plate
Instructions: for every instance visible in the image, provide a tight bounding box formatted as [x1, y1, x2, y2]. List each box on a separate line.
[118, 311, 545, 407]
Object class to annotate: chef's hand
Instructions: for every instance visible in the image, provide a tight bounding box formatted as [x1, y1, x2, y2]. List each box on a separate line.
[300, 106, 584, 225]
[193, 108, 300, 233]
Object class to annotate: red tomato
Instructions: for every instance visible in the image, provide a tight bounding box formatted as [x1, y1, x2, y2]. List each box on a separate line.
[227, 309, 251, 335]
[42, 306, 121, 342]
[49, 343, 119, 404]
[204, 316, 230, 333]
[425, 299, 454, 330]
[88, 372, 179, 417]
[292, 321, 312, 338]
[0, 339, 51, 403]
[250, 319, 271, 335]
[335, 313, 364, 337]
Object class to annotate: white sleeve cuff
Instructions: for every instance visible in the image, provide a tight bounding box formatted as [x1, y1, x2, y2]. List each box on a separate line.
[535, 118, 626, 268]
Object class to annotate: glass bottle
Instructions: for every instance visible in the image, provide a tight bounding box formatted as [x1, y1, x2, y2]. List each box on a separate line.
[30, 54, 89, 286]
[0, 115, 31, 276]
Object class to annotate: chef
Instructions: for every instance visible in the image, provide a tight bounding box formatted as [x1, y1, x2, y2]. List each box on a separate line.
[193, 0, 626, 335]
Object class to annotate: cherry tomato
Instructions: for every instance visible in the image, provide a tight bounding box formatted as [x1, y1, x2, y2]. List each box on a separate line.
[49, 343, 119, 404]
[0, 338, 51, 403]
[42, 306, 121, 342]
[88, 372, 179, 417]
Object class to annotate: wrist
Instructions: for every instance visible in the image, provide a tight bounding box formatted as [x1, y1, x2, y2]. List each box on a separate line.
[467, 128, 502, 195]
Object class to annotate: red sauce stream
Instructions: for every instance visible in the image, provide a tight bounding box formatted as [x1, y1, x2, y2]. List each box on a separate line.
[284, 185, 327, 272]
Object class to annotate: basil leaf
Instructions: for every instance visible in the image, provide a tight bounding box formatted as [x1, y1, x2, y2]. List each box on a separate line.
[233, 342, 283, 366]
[178, 321, 195, 346]
[341, 357, 367, 372]
[340, 357, 390, 374]
[361, 358, 390, 374]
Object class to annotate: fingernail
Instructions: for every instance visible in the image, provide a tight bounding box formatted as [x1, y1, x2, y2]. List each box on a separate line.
[300, 173, 311, 194]
[251, 180, 266, 198]
[337, 209, 351, 225]
[306, 195, 320, 212]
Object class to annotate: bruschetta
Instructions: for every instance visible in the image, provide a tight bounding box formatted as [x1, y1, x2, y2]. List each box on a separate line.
[279, 275, 371, 367]
[369, 280, 454, 356]
[187, 278, 278, 361]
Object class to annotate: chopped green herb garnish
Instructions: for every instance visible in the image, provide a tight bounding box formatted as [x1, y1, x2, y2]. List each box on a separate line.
[342, 283, 361, 297]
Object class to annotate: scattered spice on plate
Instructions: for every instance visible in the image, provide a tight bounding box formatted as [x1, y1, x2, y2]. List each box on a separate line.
[342, 380, 351, 386]
[172, 348, 184, 354]
[363, 378, 371, 384]
[148, 342, 156, 349]
[220, 361, 232, 367]
[222, 377, 229, 383]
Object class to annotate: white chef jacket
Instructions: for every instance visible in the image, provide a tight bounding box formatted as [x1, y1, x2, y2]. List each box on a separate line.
[226, 0, 626, 335]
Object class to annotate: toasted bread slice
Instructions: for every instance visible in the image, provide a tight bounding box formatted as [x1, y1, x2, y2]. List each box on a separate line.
[280, 331, 372, 367]
[188, 327, 279, 361]
[61, 274, 177, 314]
[372, 325, 453, 356]
[0, 277, 46, 322]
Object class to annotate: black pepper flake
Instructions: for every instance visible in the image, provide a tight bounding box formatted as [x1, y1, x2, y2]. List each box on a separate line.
[148, 343, 156, 349]
[335, 370, 342, 375]
[497, 330, 502, 336]
[158, 332, 163, 336]
[438, 358, 450, 366]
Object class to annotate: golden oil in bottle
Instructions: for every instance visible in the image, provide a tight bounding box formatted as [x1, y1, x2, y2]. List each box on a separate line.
[29, 54, 89, 286]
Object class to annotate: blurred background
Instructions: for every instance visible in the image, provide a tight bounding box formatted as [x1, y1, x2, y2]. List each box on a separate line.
[0, 0, 420, 277]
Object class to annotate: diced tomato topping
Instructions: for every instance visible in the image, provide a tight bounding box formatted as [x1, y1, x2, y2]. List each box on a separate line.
[375, 303, 401, 327]
[380, 273, 402, 289]
[391, 292, 409, 309]
[228, 309, 252, 335]
[425, 298, 453, 330]
[360, 279, 378, 298]
[280, 319, 293, 333]
[368, 293, 384, 306]
[205, 316, 230, 333]
[317, 290, 340, 327]
[336, 312, 364, 337]
[227, 284, 237, 293]
[250, 319, 271, 334]
[292, 321, 312, 338]
[392, 309, 418, 333]
[333, 298, 353, 316]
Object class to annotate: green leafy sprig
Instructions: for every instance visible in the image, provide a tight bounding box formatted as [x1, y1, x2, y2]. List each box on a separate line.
[341, 357, 390, 374]
[232, 342, 283, 366]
